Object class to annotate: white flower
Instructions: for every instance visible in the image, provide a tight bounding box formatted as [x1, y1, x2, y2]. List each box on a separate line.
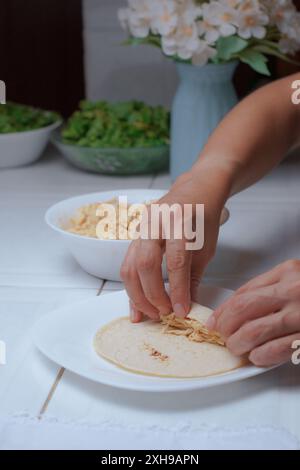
[179, 0, 203, 24]
[150, 0, 178, 36]
[237, 0, 269, 39]
[201, 1, 237, 38]
[265, 0, 296, 28]
[118, 8, 130, 30]
[279, 12, 300, 42]
[162, 20, 201, 60]
[279, 36, 300, 55]
[197, 19, 221, 43]
[118, 0, 300, 66]
[161, 1, 204, 60]
[224, 0, 242, 7]
[262, 0, 300, 52]
[119, 0, 152, 38]
[192, 41, 217, 65]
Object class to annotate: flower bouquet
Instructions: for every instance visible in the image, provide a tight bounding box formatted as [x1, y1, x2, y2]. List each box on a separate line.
[118, 1, 300, 179]
[119, 0, 300, 74]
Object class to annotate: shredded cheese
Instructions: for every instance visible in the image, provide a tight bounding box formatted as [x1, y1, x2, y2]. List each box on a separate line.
[161, 313, 225, 347]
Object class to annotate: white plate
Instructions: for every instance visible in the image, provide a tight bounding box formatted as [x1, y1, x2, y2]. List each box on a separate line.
[33, 285, 272, 392]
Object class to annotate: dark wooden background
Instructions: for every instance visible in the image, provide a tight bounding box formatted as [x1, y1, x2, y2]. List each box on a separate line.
[0, 0, 299, 117]
[0, 0, 85, 117]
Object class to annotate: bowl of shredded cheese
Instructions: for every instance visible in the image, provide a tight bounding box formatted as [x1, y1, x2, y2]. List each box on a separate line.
[45, 189, 167, 280]
[45, 189, 229, 281]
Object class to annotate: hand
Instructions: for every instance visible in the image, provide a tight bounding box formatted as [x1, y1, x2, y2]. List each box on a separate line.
[207, 260, 300, 366]
[121, 164, 231, 323]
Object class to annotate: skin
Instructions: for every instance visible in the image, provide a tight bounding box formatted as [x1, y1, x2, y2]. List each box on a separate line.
[121, 73, 300, 366]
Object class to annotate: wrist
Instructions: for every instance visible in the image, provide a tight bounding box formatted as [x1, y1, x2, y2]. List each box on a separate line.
[190, 157, 235, 206]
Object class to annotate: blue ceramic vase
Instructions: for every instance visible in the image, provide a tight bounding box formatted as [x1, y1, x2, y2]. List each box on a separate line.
[170, 61, 238, 181]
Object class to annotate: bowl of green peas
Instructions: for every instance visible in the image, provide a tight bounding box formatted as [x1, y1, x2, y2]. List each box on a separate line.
[52, 100, 170, 175]
[0, 102, 61, 169]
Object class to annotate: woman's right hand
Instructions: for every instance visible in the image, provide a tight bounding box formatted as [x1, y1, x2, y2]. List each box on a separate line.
[121, 163, 232, 322]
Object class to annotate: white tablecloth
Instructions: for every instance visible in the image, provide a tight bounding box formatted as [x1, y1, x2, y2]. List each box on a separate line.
[0, 416, 298, 450]
[1, 147, 300, 450]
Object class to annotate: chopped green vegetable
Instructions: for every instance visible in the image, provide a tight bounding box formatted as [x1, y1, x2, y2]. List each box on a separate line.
[0, 102, 61, 134]
[62, 100, 170, 148]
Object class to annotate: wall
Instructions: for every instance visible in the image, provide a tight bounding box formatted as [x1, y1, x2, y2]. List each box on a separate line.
[83, 0, 178, 107]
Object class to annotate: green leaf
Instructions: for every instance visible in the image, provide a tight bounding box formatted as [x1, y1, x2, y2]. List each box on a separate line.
[122, 35, 161, 49]
[238, 49, 271, 76]
[216, 36, 248, 61]
[253, 44, 300, 66]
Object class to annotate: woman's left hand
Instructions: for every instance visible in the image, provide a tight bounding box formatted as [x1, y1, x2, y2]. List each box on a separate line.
[206, 260, 300, 366]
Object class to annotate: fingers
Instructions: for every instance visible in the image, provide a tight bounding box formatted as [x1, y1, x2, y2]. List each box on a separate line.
[207, 286, 284, 338]
[249, 333, 300, 367]
[121, 242, 160, 321]
[122, 193, 221, 321]
[206, 260, 300, 329]
[226, 309, 300, 356]
[235, 260, 300, 295]
[136, 240, 172, 316]
[166, 238, 192, 317]
[129, 300, 143, 323]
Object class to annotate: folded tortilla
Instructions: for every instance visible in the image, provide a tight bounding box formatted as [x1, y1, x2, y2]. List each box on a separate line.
[94, 302, 244, 378]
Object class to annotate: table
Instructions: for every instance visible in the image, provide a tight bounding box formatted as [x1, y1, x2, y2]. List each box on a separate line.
[0, 146, 300, 443]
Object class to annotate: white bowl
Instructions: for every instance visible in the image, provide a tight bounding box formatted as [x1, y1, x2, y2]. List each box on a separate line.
[0, 120, 61, 169]
[45, 189, 167, 281]
[45, 189, 230, 281]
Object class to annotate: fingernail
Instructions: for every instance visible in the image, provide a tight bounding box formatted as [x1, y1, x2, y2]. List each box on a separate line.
[130, 306, 134, 321]
[158, 306, 172, 316]
[206, 315, 216, 330]
[249, 350, 261, 366]
[130, 306, 138, 323]
[173, 303, 187, 318]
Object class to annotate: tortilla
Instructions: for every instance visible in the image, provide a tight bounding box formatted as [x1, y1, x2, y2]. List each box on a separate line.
[93, 302, 244, 378]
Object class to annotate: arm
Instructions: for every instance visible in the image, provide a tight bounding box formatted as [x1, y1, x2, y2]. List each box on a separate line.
[121, 73, 300, 324]
[192, 72, 300, 196]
